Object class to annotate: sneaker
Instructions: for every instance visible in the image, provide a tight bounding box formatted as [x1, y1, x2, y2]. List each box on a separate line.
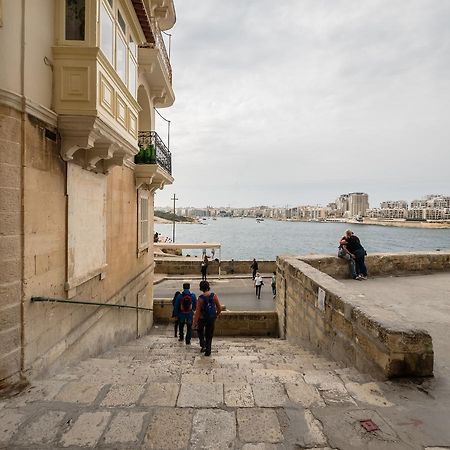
[178, 337, 184, 342]
[360, 276, 368, 280]
[204, 352, 211, 357]
[200, 347, 206, 353]
[355, 275, 362, 280]
[186, 341, 191, 345]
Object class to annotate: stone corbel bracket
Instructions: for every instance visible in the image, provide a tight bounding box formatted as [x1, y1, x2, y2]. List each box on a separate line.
[134, 163, 173, 191]
[59, 115, 138, 173]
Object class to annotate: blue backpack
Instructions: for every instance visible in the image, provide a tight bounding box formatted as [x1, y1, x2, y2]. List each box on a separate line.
[202, 293, 216, 320]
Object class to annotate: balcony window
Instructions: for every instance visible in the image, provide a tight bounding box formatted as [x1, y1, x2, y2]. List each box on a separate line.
[100, 1, 113, 63]
[65, 0, 85, 41]
[116, 34, 127, 83]
[139, 191, 149, 250]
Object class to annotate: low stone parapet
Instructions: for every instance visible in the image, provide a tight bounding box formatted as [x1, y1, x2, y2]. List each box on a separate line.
[276, 255, 435, 379]
[153, 299, 278, 337]
[155, 258, 276, 276]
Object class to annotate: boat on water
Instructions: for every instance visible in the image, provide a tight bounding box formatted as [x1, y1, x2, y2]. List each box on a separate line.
[256, 218, 265, 223]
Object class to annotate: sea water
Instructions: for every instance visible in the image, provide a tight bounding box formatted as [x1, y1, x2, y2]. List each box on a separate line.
[155, 218, 450, 260]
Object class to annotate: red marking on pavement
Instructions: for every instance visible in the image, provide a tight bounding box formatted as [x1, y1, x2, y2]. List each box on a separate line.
[360, 420, 379, 432]
[398, 419, 423, 428]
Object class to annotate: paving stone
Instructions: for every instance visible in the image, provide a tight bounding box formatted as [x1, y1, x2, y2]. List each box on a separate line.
[60, 411, 110, 447]
[224, 382, 255, 407]
[241, 445, 279, 450]
[103, 411, 146, 444]
[212, 368, 250, 383]
[252, 382, 288, 407]
[237, 408, 283, 443]
[101, 384, 144, 407]
[191, 409, 236, 449]
[281, 407, 327, 447]
[11, 380, 66, 406]
[303, 370, 356, 405]
[140, 382, 179, 407]
[16, 410, 66, 446]
[55, 382, 103, 404]
[181, 372, 214, 383]
[143, 408, 193, 449]
[0, 410, 24, 443]
[345, 382, 395, 407]
[285, 381, 326, 407]
[177, 383, 223, 408]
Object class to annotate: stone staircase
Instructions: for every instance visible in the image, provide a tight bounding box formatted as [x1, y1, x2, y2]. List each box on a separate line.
[0, 325, 444, 449]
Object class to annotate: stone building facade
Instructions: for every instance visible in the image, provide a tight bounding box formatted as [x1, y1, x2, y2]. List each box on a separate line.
[0, 0, 175, 389]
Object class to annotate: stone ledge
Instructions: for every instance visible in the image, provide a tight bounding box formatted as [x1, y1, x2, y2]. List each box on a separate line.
[276, 253, 435, 379]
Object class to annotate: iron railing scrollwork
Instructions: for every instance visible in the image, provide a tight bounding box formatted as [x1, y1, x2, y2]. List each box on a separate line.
[140, 18, 172, 83]
[138, 131, 172, 175]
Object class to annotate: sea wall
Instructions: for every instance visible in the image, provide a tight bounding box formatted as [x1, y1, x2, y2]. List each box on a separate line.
[300, 251, 450, 279]
[153, 299, 278, 337]
[276, 254, 437, 379]
[155, 258, 276, 276]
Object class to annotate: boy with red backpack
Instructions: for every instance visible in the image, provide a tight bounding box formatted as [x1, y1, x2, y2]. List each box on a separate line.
[193, 280, 222, 356]
[174, 282, 197, 345]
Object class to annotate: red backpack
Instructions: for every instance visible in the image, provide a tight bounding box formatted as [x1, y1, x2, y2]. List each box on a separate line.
[180, 293, 193, 313]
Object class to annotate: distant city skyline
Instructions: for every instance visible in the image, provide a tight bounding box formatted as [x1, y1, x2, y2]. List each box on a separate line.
[155, 0, 450, 208]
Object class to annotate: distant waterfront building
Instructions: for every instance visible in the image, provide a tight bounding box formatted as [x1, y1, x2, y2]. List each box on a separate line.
[348, 192, 369, 217]
[380, 201, 408, 209]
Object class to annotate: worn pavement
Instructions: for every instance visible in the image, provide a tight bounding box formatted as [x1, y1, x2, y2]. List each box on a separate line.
[1, 323, 450, 449]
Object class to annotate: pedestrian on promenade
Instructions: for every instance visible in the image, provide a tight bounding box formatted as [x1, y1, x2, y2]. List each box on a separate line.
[342, 229, 368, 280]
[338, 232, 357, 279]
[201, 255, 209, 281]
[193, 280, 222, 356]
[174, 283, 197, 344]
[171, 290, 181, 337]
[250, 258, 259, 280]
[254, 272, 264, 299]
[271, 271, 276, 298]
[154, 231, 159, 243]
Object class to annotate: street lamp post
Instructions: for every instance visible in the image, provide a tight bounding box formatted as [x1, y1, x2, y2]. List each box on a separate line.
[171, 193, 178, 242]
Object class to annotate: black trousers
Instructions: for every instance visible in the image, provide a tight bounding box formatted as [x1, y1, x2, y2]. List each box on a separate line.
[178, 319, 192, 344]
[201, 268, 207, 281]
[173, 319, 179, 337]
[197, 318, 216, 355]
[354, 248, 368, 277]
[255, 284, 262, 299]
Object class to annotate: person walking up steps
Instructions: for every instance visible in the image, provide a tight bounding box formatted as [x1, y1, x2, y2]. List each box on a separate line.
[254, 272, 264, 299]
[174, 283, 197, 345]
[250, 258, 259, 280]
[193, 280, 222, 356]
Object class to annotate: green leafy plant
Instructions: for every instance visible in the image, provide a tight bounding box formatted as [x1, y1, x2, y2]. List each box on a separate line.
[135, 144, 156, 164]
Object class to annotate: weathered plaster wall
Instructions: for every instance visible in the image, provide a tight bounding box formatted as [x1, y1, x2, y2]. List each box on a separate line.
[276, 255, 436, 379]
[0, 103, 22, 386]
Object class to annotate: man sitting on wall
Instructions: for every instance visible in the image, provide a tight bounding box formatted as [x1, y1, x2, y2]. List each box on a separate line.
[338, 230, 357, 279]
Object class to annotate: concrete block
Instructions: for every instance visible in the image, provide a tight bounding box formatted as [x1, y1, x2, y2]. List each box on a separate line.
[0, 141, 20, 166]
[224, 382, 255, 407]
[140, 382, 179, 407]
[0, 326, 20, 354]
[55, 382, 103, 404]
[0, 212, 21, 236]
[0, 235, 21, 260]
[0, 188, 20, 213]
[143, 408, 193, 450]
[252, 382, 288, 407]
[0, 304, 20, 330]
[0, 164, 20, 188]
[285, 381, 325, 407]
[237, 408, 283, 443]
[103, 411, 146, 445]
[0, 282, 20, 310]
[60, 411, 110, 448]
[0, 115, 21, 142]
[101, 384, 144, 407]
[16, 410, 66, 446]
[177, 383, 223, 408]
[191, 409, 236, 449]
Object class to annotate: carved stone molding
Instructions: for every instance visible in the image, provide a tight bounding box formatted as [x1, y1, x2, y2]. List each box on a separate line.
[135, 163, 173, 191]
[59, 115, 139, 173]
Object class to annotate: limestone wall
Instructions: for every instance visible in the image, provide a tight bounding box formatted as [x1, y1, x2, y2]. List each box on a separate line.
[0, 104, 23, 387]
[299, 251, 450, 279]
[153, 299, 278, 337]
[276, 255, 434, 379]
[155, 258, 276, 275]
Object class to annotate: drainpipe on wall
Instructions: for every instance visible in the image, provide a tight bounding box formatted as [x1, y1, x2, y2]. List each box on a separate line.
[19, 0, 26, 377]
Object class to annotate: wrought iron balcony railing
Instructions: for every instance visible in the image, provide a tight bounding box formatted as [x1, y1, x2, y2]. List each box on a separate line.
[139, 18, 172, 83]
[138, 131, 172, 175]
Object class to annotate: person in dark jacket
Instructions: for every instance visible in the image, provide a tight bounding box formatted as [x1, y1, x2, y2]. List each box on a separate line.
[193, 280, 222, 356]
[338, 232, 357, 279]
[343, 229, 368, 280]
[201, 255, 208, 281]
[174, 283, 197, 344]
[250, 258, 259, 280]
[171, 290, 181, 337]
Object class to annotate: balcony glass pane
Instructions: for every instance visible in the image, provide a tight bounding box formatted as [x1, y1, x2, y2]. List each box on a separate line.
[129, 35, 137, 58]
[100, 2, 113, 63]
[65, 0, 85, 40]
[118, 10, 126, 34]
[129, 56, 137, 97]
[116, 34, 127, 83]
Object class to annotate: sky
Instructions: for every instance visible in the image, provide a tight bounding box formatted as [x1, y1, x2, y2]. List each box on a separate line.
[154, 0, 450, 209]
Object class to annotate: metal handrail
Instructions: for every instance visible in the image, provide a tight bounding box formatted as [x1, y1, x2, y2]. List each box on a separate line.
[138, 131, 172, 175]
[31, 297, 153, 312]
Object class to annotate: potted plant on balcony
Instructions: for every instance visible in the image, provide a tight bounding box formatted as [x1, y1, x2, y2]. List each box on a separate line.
[135, 144, 156, 164]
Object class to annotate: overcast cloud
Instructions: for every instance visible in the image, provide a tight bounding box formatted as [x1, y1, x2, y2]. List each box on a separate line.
[155, 0, 450, 208]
